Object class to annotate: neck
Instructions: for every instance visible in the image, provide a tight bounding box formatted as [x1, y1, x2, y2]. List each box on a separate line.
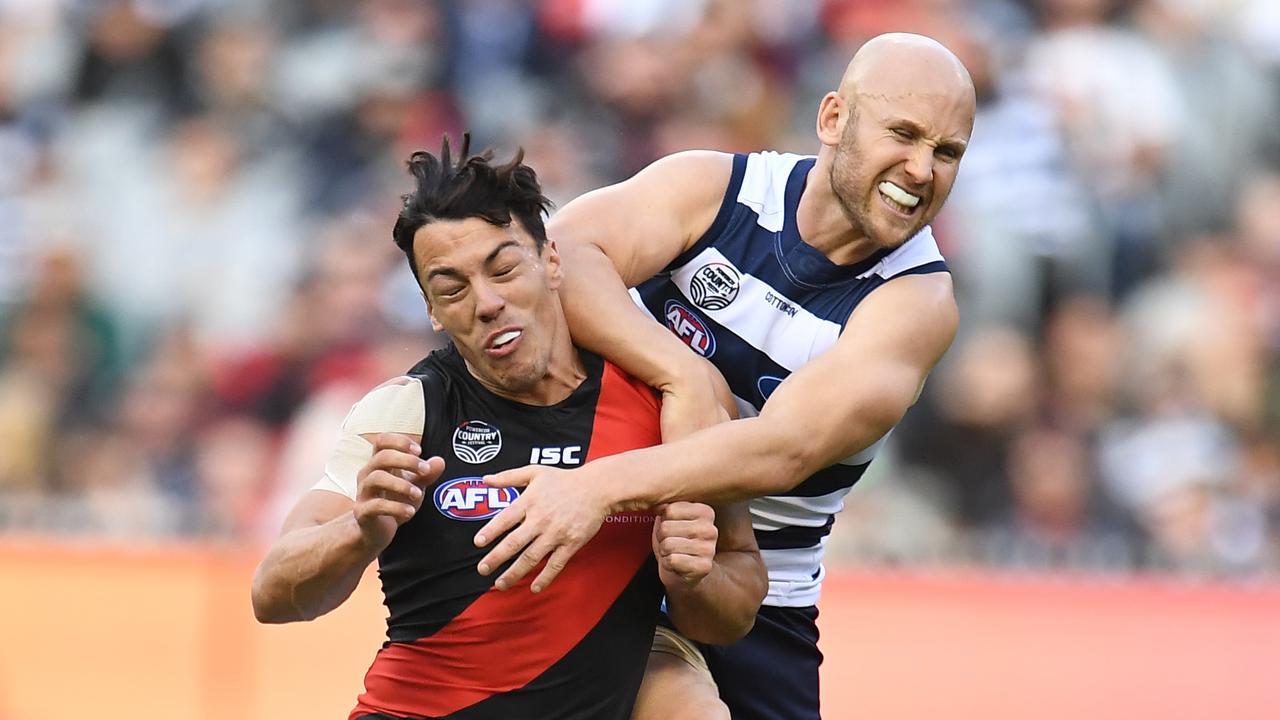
[797, 153, 882, 266]
[531, 324, 588, 405]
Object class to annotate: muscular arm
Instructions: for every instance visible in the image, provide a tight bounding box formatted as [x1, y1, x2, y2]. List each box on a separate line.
[250, 490, 379, 623]
[592, 273, 958, 506]
[661, 502, 766, 645]
[551, 151, 737, 437]
[476, 274, 958, 589]
[253, 432, 442, 623]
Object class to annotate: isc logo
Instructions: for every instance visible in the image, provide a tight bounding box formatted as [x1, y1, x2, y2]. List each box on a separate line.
[433, 477, 520, 520]
[664, 300, 715, 357]
[530, 446, 583, 465]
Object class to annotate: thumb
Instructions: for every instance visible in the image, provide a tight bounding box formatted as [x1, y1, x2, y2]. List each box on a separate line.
[484, 467, 533, 488]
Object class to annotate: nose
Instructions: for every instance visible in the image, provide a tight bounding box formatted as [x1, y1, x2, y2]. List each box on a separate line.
[473, 280, 505, 322]
[903, 144, 934, 186]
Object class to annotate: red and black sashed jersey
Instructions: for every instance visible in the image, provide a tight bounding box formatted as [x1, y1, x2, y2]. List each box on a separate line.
[351, 344, 663, 720]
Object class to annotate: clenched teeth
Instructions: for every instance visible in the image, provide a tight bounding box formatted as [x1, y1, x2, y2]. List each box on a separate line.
[492, 330, 521, 348]
[878, 181, 921, 209]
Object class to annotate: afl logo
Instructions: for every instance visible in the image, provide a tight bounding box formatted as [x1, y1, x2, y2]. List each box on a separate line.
[434, 477, 520, 520]
[689, 262, 740, 311]
[452, 420, 502, 464]
[664, 300, 715, 357]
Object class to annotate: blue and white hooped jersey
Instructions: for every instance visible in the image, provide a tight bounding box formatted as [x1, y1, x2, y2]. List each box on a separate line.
[632, 151, 949, 607]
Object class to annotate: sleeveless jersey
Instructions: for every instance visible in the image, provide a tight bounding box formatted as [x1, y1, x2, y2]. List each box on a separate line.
[351, 345, 664, 720]
[632, 151, 948, 607]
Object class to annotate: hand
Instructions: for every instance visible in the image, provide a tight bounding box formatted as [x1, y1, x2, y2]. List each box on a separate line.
[473, 465, 613, 593]
[657, 358, 734, 442]
[354, 433, 445, 553]
[652, 502, 717, 588]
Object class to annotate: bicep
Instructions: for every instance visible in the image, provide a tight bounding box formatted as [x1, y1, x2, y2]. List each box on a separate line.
[758, 274, 959, 469]
[549, 151, 734, 286]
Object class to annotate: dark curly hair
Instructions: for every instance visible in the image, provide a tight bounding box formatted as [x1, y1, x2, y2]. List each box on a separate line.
[392, 133, 554, 285]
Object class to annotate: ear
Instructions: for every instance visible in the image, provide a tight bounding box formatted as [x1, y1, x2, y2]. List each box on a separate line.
[542, 239, 563, 291]
[816, 91, 846, 148]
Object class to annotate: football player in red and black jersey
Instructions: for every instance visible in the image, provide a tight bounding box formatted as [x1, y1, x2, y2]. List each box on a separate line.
[251, 136, 767, 720]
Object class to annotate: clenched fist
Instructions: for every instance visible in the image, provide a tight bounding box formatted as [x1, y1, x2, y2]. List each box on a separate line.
[651, 502, 718, 588]
[355, 433, 445, 552]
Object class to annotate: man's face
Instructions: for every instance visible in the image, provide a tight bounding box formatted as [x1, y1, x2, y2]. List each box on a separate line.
[414, 217, 563, 397]
[828, 89, 972, 251]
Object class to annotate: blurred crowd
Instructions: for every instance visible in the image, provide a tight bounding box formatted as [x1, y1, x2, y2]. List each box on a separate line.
[1, 0, 1279, 578]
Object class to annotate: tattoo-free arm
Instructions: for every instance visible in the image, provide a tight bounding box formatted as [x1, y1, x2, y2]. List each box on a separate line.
[475, 274, 958, 589]
[252, 433, 441, 623]
[250, 490, 378, 623]
[551, 151, 737, 438]
[589, 273, 959, 506]
[663, 502, 767, 645]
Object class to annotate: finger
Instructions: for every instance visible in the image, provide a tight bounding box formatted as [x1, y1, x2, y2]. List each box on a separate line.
[493, 538, 555, 591]
[661, 554, 713, 581]
[359, 470, 425, 505]
[530, 545, 578, 594]
[372, 432, 422, 456]
[654, 519, 719, 543]
[477, 522, 536, 576]
[658, 501, 715, 522]
[355, 498, 417, 524]
[368, 448, 437, 479]
[474, 499, 526, 548]
[658, 537, 715, 559]
[397, 456, 446, 490]
[416, 456, 446, 484]
[483, 467, 535, 489]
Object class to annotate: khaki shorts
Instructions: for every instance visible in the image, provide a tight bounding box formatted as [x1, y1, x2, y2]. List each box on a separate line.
[650, 625, 714, 681]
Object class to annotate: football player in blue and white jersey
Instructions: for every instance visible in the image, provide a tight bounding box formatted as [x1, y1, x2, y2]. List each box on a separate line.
[472, 33, 977, 720]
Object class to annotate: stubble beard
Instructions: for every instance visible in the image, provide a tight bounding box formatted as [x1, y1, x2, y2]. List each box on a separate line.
[829, 131, 926, 252]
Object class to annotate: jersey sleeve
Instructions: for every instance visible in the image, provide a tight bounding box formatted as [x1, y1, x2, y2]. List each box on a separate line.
[312, 376, 427, 499]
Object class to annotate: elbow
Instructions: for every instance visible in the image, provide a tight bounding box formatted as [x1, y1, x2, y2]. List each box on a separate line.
[672, 561, 768, 646]
[716, 603, 761, 645]
[251, 567, 302, 624]
[676, 607, 757, 646]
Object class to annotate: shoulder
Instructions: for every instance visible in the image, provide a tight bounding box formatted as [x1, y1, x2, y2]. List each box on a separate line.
[626, 151, 738, 208]
[642, 150, 736, 180]
[341, 375, 426, 438]
[846, 272, 958, 348]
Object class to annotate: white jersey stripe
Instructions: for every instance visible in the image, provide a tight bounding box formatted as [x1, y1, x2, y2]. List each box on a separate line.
[750, 490, 852, 530]
[760, 542, 828, 607]
[669, 247, 841, 373]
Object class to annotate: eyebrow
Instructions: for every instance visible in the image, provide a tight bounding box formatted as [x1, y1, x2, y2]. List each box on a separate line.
[890, 118, 968, 153]
[425, 240, 522, 283]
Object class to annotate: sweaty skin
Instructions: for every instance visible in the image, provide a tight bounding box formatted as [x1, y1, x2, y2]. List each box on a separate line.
[470, 31, 975, 593]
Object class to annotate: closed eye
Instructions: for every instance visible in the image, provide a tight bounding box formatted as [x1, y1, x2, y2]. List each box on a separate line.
[936, 147, 960, 161]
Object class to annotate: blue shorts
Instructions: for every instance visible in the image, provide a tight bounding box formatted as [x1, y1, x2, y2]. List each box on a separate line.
[699, 605, 823, 720]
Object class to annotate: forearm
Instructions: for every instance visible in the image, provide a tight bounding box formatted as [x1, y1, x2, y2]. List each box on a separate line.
[595, 416, 809, 508]
[251, 513, 380, 623]
[665, 549, 767, 644]
[600, 394, 898, 509]
[558, 240, 704, 391]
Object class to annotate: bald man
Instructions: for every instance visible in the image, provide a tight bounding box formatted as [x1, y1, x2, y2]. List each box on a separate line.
[472, 34, 977, 719]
